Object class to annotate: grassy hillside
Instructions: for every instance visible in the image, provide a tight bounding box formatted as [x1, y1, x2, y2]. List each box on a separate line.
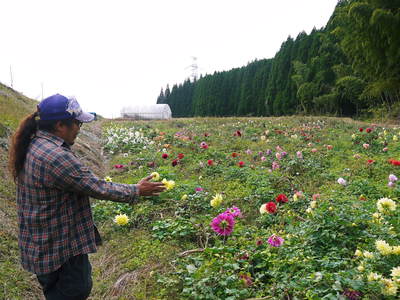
[0, 83, 42, 299]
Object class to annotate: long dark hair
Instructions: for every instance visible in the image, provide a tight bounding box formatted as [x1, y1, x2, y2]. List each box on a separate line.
[8, 112, 73, 181]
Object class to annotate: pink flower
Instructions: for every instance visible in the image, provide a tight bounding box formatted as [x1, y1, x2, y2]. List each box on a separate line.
[337, 177, 347, 185]
[210, 212, 235, 236]
[275, 152, 282, 160]
[389, 174, 398, 182]
[261, 156, 266, 161]
[363, 143, 370, 149]
[312, 194, 321, 201]
[296, 151, 303, 159]
[388, 181, 395, 188]
[272, 161, 280, 170]
[383, 147, 388, 152]
[200, 142, 209, 149]
[245, 149, 253, 155]
[239, 274, 253, 287]
[195, 187, 203, 192]
[114, 164, 124, 169]
[311, 148, 318, 153]
[326, 145, 333, 150]
[267, 234, 284, 247]
[225, 206, 242, 218]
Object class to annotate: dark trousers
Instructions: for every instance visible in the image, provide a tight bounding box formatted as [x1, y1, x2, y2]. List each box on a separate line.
[36, 254, 92, 300]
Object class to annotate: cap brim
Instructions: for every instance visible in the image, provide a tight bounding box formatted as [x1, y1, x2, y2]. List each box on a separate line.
[75, 111, 95, 123]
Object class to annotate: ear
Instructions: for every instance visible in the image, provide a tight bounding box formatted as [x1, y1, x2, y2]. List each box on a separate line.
[54, 121, 65, 133]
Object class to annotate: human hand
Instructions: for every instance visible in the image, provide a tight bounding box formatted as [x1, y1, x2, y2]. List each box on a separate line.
[136, 175, 166, 196]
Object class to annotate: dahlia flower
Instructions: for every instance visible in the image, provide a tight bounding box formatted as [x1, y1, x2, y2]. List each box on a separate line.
[210, 212, 235, 236]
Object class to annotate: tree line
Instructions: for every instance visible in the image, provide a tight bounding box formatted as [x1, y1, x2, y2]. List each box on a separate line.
[157, 0, 400, 118]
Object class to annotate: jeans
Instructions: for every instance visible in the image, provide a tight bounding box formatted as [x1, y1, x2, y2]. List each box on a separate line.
[36, 254, 92, 300]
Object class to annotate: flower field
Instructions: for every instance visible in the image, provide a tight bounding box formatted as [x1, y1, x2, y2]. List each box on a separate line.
[92, 117, 400, 299]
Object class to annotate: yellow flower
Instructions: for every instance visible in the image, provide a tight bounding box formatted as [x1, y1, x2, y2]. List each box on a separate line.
[372, 212, 381, 219]
[293, 194, 298, 201]
[328, 206, 333, 211]
[357, 265, 365, 272]
[351, 134, 356, 139]
[391, 266, 400, 279]
[150, 172, 160, 181]
[376, 240, 392, 255]
[377, 197, 397, 213]
[104, 176, 112, 182]
[367, 272, 381, 282]
[354, 249, 362, 257]
[162, 178, 175, 190]
[363, 251, 374, 259]
[381, 278, 398, 296]
[210, 193, 223, 208]
[392, 246, 400, 255]
[310, 201, 317, 209]
[393, 135, 398, 141]
[114, 214, 129, 226]
[181, 194, 188, 201]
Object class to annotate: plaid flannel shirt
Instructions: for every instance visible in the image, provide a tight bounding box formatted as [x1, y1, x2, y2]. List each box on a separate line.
[17, 130, 138, 275]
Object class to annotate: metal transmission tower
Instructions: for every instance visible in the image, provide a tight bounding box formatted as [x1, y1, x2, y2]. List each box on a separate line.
[185, 56, 198, 82]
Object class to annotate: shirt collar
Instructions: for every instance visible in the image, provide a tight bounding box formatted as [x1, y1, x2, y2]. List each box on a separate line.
[36, 130, 69, 148]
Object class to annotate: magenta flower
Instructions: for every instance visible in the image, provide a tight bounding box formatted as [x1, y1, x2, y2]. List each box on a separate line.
[195, 187, 204, 192]
[114, 164, 124, 169]
[225, 206, 242, 218]
[210, 212, 235, 236]
[267, 234, 284, 247]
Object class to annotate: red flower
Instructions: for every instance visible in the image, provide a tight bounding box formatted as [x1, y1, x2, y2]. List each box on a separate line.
[256, 239, 263, 246]
[276, 194, 288, 203]
[366, 128, 372, 133]
[162, 153, 168, 159]
[232, 152, 238, 158]
[266, 201, 277, 214]
[207, 159, 213, 166]
[389, 159, 400, 166]
[177, 153, 184, 159]
[234, 130, 242, 137]
[238, 161, 245, 167]
[204, 132, 210, 137]
[359, 128, 363, 132]
[367, 159, 375, 165]
[171, 159, 179, 167]
[114, 164, 124, 169]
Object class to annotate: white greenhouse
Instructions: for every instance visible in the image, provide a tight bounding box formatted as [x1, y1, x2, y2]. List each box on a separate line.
[120, 104, 172, 120]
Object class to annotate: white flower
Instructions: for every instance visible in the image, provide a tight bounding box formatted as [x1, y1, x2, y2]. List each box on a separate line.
[337, 177, 347, 185]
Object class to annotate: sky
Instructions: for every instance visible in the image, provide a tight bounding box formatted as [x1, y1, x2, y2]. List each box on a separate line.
[0, 0, 338, 118]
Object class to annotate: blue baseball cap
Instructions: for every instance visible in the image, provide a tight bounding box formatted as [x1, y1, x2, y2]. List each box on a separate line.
[38, 94, 94, 122]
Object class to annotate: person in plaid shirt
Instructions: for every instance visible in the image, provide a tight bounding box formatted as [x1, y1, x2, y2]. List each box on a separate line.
[8, 94, 166, 300]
